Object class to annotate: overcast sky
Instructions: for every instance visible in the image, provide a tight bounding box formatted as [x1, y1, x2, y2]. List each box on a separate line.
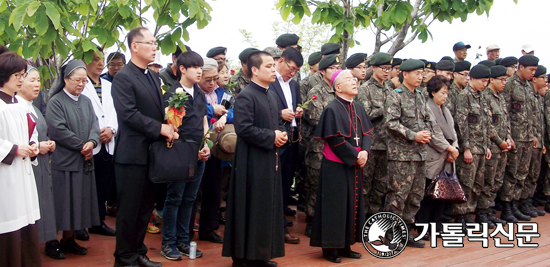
[111, 0, 548, 70]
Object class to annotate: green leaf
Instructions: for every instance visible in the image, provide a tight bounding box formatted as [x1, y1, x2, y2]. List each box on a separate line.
[55, 38, 69, 59]
[84, 50, 94, 64]
[172, 27, 182, 42]
[82, 40, 94, 51]
[44, 2, 61, 29]
[418, 30, 428, 42]
[144, 0, 153, 5]
[197, 18, 208, 29]
[206, 139, 213, 149]
[312, 8, 322, 23]
[343, 22, 354, 34]
[27, 1, 41, 17]
[9, 3, 29, 28]
[119, 6, 132, 18]
[34, 8, 49, 35]
[281, 5, 291, 21]
[189, 0, 199, 18]
[393, 2, 409, 25]
[182, 28, 190, 42]
[0, 0, 7, 12]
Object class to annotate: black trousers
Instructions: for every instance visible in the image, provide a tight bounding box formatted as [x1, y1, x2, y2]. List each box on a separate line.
[94, 144, 115, 221]
[416, 178, 445, 232]
[199, 155, 223, 236]
[114, 164, 157, 265]
[281, 128, 300, 209]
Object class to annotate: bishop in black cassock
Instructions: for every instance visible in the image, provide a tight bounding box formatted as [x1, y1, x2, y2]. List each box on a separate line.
[309, 70, 373, 263]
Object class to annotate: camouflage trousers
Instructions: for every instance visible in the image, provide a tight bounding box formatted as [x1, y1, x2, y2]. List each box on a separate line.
[500, 141, 533, 201]
[384, 161, 426, 224]
[305, 165, 321, 217]
[478, 152, 506, 210]
[522, 148, 542, 199]
[544, 153, 550, 196]
[364, 150, 388, 215]
[452, 153, 485, 215]
[294, 141, 308, 199]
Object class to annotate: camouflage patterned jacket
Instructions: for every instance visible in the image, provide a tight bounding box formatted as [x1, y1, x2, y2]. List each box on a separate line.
[355, 77, 392, 151]
[445, 82, 463, 118]
[384, 79, 396, 91]
[385, 85, 433, 161]
[503, 73, 535, 142]
[532, 91, 544, 148]
[544, 92, 550, 148]
[455, 86, 490, 155]
[228, 69, 250, 98]
[482, 87, 511, 154]
[299, 71, 322, 103]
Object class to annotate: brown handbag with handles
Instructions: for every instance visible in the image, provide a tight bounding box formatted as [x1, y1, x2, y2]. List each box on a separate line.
[426, 162, 467, 204]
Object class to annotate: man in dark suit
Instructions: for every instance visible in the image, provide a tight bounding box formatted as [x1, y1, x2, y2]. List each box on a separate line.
[111, 27, 177, 267]
[270, 48, 303, 244]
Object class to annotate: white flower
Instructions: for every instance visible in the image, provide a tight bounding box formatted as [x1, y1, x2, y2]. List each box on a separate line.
[175, 88, 184, 94]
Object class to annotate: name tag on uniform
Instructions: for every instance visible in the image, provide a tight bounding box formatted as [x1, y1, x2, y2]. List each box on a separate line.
[468, 114, 479, 123]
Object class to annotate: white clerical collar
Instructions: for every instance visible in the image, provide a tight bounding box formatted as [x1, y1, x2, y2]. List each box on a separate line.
[63, 89, 80, 101]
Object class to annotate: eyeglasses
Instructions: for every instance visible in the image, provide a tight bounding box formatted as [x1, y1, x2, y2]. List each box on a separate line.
[423, 69, 435, 75]
[456, 72, 470, 78]
[108, 63, 125, 68]
[337, 77, 358, 85]
[135, 41, 158, 47]
[354, 66, 367, 70]
[496, 78, 507, 83]
[379, 66, 391, 72]
[508, 65, 518, 70]
[285, 61, 299, 74]
[68, 78, 87, 84]
[326, 66, 340, 71]
[12, 73, 25, 80]
[204, 76, 220, 83]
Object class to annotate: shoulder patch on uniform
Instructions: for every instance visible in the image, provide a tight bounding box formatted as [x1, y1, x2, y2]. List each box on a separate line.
[416, 89, 422, 94]
[395, 89, 403, 93]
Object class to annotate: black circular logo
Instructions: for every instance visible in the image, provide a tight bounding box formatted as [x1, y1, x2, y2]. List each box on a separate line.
[362, 212, 408, 259]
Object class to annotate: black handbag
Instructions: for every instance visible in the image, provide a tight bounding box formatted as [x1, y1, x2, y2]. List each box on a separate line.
[427, 162, 467, 204]
[148, 139, 199, 183]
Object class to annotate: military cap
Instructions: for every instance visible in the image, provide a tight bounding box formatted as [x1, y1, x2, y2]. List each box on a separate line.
[264, 47, 283, 59]
[522, 44, 534, 54]
[453, 41, 471, 51]
[206, 46, 227, 58]
[239, 48, 260, 63]
[308, 52, 322, 65]
[319, 54, 340, 70]
[346, 53, 368, 68]
[494, 58, 503, 65]
[440, 56, 453, 61]
[420, 59, 427, 65]
[478, 60, 496, 68]
[368, 53, 393, 66]
[276, 33, 299, 48]
[454, 61, 471, 72]
[499, 56, 518, 67]
[486, 44, 500, 51]
[425, 61, 436, 71]
[470, 65, 491, 79]
[518, 55, 539, 67]
[490, 65, 507, 78]
[391, 58, 402, 67]
[436, 60, 455, 71]
[321, 43, 341, 55]
[535, 65, 547, 77]
[400, 59, 425, 72]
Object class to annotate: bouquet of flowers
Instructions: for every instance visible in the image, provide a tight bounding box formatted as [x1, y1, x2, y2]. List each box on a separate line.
[165, 87, 188, 128]
[298, 95, 317, 110]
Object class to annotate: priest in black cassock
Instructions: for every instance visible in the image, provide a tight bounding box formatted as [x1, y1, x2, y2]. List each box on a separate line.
[309, 69, 373, 263]
[222, 51, 288, 267]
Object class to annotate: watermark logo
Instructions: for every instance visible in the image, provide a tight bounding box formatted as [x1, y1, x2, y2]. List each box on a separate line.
[362, 212, 408, 259]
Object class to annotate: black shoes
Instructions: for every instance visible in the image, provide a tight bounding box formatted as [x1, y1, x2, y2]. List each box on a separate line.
[284, 207, 297, 216]
[73, 229, 90, 241]
[338, 246, 361, 259]
[219, 211, 226, 225]
[137, 254, 163, 267]
[45, 240, 66, 260]
[304, 222, 312, 237]
[322, 248, 341, 263]
[285, 219, 293, 227]
[500, 201, 519, 223]
[487, 212, 506, 224]
[89, 222, 116, 236]
[512, 200, 531, 221]
[406, 233, 425, 248]
[475, 211, 495, 229]
[199, 231, 224, 243]
[60, 237, 88, 255]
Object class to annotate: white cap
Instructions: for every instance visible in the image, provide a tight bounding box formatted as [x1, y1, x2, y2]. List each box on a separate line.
[486, 44, 500, 51]
[148, 51, 162, 67]
[522, 44, 534, 53]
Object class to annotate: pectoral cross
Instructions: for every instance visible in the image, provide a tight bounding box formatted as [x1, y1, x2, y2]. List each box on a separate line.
[354, 134, 360, 146]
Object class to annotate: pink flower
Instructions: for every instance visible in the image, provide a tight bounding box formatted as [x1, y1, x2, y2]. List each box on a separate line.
[210, 118, 217, 124]
[312, 95, 317, 100]
[231, 70, 235, 75]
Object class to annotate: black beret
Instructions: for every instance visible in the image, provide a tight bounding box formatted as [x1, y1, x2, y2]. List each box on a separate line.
[206, 46, 226, 58]
[519, 55, 539, 67]
[494, 58, 502, 65]
[321, 43, 341, 55]
[490, 65, 507, 78]
[346, 53, 368, 68]
[440, 56, 453, 61]
[535, 65, 547, 77]
[436, 60, 455, 71]
[239, 48, 260, 63]
[478, 60, 496, 68]
[499, 56, 518, 67]
[276, 33, 299, 48]
[391, 58, 402, 67]
[369, 53, 393, 66]
[319, 54, 340, 70]
[454, 61, 471, 72]
[425, 61, 436, 71]
[308, 52, 322, 65]
[400, 59, 425, 72]
[470, 64, 491, 79]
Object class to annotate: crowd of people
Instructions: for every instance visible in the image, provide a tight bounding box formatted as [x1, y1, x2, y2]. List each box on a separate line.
[1, 26, 549, 267]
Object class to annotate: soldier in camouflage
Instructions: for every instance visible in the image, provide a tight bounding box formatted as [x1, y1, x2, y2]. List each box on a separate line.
[303, 54, 340, 236]
[542, 74, 550, 212]
[418, 61, 436, 100]
[384, 59, 432, 248]
[355, 52, 393, 216]
[479, 66, 512, 224]
[500, 55, 540, 222]
[385, 58, 402, 90]
[227, 48, 259, 98]
[445, 61, 471, 117]
[346, 53, 368, 88]
[452, 64, 492, 228]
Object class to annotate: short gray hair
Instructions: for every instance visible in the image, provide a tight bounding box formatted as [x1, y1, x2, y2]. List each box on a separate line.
[202, 58, 218, 72]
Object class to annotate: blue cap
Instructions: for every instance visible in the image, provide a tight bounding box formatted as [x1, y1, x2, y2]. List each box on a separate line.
[453, 41, 471, 51]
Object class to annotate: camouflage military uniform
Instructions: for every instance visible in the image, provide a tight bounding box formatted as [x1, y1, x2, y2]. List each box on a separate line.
[228, 69, 250, 98]
[303, 79, 336, 217]
[355, 77, 392, 215]
[299, 72, 322, 104]
[384, 85, 432, 224]
[501, 73, 536, 201]
[543, 92, 550, 196]
[452, 86, 490, 215]
[417, 83, 429, 100]
[479, 88, 511, 209]
[384, 79, 396, 91]
[445, 82, 463, 118]
[524, 91, 544, 199]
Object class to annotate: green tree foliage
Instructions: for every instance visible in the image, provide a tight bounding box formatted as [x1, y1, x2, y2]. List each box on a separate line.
[277, 0, 509, 64]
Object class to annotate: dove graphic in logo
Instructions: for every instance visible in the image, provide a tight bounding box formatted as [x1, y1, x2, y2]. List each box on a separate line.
[362, 212, 408, 259]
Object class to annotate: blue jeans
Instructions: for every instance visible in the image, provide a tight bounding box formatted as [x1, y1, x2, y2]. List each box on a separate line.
[162, 160, 205, 246]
